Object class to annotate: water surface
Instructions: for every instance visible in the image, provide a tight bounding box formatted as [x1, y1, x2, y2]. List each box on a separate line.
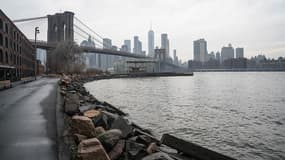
[85, 72, 285, 160]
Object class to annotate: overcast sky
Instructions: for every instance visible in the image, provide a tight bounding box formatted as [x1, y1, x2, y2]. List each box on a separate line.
[2, 0, 285, 61]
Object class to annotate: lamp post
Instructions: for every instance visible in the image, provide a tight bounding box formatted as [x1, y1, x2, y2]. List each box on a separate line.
[34, 27, 40, 80]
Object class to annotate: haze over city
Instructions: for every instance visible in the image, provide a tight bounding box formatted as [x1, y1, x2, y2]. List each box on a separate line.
[2, 0, 285, 61]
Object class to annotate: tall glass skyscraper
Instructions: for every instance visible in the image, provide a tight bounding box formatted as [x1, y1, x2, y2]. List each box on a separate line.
[148, 29, 154, 57]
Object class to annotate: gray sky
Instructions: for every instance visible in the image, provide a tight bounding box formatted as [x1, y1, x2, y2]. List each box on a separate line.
[2, 0, 285, 61]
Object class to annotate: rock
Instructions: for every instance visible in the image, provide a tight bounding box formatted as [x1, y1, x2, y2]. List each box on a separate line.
[142, 152, 174, 160]
[146, 143, 158, 154]
[97, 129, 122, 152]
[79, 105, 95, 113]
[108, 140, 125, 160]
[74, 134, 87, 144]
[77, 138, 110, 160]
[95, 127, 106, 136]
[84, 109, 101, 118]
[71, 115, 97, 138]
[64, 93, 80, 116]
[133, 128, 160, 144]
[111, 116, 133, 138]
[92, 111, 118, 130]
[136, 135, 157, 145]
[125, 140, 146, 158]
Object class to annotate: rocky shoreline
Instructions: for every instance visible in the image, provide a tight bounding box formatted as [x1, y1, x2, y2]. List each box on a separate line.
[58, 74, 235, 160]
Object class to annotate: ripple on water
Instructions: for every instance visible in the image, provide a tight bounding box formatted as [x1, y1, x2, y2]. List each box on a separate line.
[85, 73, 285, 160]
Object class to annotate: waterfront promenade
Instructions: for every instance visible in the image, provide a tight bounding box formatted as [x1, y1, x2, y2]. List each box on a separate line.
[0, 78, 58, 160]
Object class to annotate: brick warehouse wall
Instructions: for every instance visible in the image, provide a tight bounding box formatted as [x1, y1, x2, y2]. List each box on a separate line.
[0, 9, 35, 81]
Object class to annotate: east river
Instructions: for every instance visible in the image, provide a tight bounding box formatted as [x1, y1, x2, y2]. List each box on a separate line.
[85, 72, 285, 160]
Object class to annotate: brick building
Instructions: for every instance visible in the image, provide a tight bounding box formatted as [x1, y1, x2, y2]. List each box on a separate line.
[0, 9, 35, 81]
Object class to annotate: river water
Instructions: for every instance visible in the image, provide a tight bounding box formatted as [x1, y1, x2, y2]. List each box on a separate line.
[85, 72, 285, 160]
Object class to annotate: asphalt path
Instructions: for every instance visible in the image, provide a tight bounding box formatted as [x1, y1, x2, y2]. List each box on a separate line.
[0, 78, 58, 160]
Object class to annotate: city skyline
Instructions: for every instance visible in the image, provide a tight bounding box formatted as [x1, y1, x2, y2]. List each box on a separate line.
[2, 0, 284, 61]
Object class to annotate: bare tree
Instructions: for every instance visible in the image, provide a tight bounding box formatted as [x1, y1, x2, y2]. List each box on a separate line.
[49, 41, 85, 74]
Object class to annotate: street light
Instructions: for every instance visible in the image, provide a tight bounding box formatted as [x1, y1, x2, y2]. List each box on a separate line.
[34, 27, 40, 80]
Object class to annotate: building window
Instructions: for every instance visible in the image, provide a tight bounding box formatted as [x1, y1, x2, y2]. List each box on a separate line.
[0, 18, 3, 30]
[5, 51, 8, 63]
[5, 23, 8, 34]
[0, 49, 3, 62]
[0, 33, 3, 46]
[5, 37, 8, 48]
[10, 54, 12, 64]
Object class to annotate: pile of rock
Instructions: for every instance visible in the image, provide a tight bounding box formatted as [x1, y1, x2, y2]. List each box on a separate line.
[59, 75, 179, 160]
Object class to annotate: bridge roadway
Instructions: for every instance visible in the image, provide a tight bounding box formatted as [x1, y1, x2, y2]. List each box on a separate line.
[32, 40, 151, 59]
[0, 78, 58, 160]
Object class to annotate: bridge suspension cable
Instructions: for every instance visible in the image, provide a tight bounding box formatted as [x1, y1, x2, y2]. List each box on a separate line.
[74, 16, 104, 39]
[74, 24, 104, 47]
[74, 30, 103, 48]
[13, 16, 47, 23]
[74, 16, 119, 49]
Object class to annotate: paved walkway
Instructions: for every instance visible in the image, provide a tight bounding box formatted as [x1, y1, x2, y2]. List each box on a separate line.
[0, 78, 58, 160]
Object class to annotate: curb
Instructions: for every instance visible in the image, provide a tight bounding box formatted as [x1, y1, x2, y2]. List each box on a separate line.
[56, 84, 70, 160]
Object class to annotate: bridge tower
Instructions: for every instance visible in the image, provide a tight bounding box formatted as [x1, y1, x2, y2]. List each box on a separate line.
[47, 11, 74, 42]
[47, 11, 74, 73]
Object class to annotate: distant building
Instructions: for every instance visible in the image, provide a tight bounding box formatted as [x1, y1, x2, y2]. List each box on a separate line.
[133, 36, 143, 54]
[193, 38, 207, 63]
[208, 51, 215, 61]
[103, 38, 112, 49]
[221, 44, 234, 62]
[124, 40, 131, 52]
[154, 48, 166, 63]
[80, 35, 96, 68]
[0, 9, 35, 81]
[236, 47, 244, 58]
[148, 29, 154, 57]
[133, 36, 139, 54]
[120, 44, 128, 52]
[216, 51, 221, 63]
[173, 49, 179, 65]
[161, 33, 169, 57]
[99, 38, 112, 70]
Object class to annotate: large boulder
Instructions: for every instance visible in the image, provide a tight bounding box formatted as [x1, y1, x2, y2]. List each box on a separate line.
[74, 134, 87, 145]
[110, 116, 133, 138]
[92, 111, 118, 130]
[108, 140, 125, 160]
[64, 93, 80, 116]
[125, 140, 146, 159]
[71, 116, 97, 138]
[97, 129, 122, 152]
[77, 138, 110, 160]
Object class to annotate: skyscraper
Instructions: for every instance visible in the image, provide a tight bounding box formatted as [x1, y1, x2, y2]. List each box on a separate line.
[148, 29, 154, 57]
[216, 51, 221, 64]
[173, 49, 179, 65]
[103, 38, 112, 49]
[161, 34, 169, 57]
[236, 47, 244, 58]
[100, 38, 112, 70]
[124, 40, 131, 52]
[80, 35, 96, 68]
[133, 36, 142, 54]
[193, 39, 207, 62]
[221, 44, 234, 62]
